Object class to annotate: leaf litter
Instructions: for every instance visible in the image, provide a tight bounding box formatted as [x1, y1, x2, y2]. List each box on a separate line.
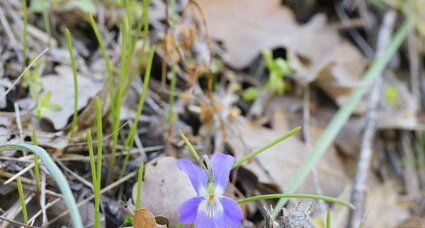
[0, 0, 424, 227]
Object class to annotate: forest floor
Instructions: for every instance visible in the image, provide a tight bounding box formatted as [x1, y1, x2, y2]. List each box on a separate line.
[0, 0, 425, 227]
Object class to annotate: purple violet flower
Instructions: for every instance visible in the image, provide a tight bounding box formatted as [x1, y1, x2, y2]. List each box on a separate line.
[177, 153, 243, 228]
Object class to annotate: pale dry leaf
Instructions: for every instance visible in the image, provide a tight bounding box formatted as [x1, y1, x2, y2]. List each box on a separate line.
[362, 181, 410, 228]
[132, 157, 196, 227]
[40, 65, 103, 130]
[197, 0, 365, 106]
[227, 112, 347, 197]
[197, 0, 296, 69]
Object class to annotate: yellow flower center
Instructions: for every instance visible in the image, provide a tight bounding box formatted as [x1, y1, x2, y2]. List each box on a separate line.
[208, 194, 215, 203]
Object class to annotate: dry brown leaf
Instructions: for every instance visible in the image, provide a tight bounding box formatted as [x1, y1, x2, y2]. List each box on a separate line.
[40, 65, 103, 130]
[197, 0, 365, 106]
[132, 157, 196, 227]
[134, 208, 158, 228]
[227, 110, 347, 197]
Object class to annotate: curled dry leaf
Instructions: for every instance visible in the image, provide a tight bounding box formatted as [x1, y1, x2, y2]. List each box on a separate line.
[40, 65, 104, 130]
[132, 157, 196, 227]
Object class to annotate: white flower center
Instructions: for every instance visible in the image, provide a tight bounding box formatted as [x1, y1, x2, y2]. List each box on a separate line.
[199, 194, 224, 219]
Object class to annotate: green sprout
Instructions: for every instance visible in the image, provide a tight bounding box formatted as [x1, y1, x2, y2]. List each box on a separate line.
[33, 91, 61, 119]
[243, 50, 291, 101]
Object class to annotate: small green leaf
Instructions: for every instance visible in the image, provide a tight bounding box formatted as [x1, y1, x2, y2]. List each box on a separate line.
[47, 103, 61, 112]
[122, 216, 134, 226]
[242, 87, 261, 101]
[267, 73, 284, 94]
[39, 92, 52, 105]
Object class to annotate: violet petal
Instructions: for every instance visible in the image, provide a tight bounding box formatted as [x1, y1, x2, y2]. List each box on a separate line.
[210, 153, 234, 191]
[177, 160, 208, 193]
[195, 206, 225, 228]
[220, 196, 243, 227]
[179, 196, 204, 224]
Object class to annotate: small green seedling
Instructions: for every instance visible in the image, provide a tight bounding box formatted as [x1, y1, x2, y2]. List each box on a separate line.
[33, 91, 61, 118]
[22, 58, 42, 100]
[243, 50, 291, 101]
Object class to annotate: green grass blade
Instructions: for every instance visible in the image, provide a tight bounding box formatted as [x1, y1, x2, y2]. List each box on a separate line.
[179, 131, 206, 169]
[326, 211, 331, 228]
[32, 131, 41, 191]
[135, 161, 144, 209]
[119, 46, 155, 178]
[86, 130, 97, 190]
[237, 193, 354, 209]
[233, 126, 301, 168]
[41, 0, 51, 45]
[65, 28, 79, 134]
[0, 144, 83, 228]
[272, 20, 410, 218]
[88, 14, 114, 110]
[16, 177, 28, 224]
[109, 16, 130, 182]
[125, 0, 151, 91]
[21, 0, 28, 67]
[93, 98, 104, 228]
[87, 130, 100, 228]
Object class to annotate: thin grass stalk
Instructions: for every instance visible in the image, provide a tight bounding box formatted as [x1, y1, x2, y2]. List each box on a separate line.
[119, 46, 155, 178]
[86, 130, 100, 228]
[237, 194, 354, 209]
[16, 177, 28, 224]
[135, 162, 144, 209]
[109, 16, 129, 182]
[21, 0, 28, 67]
[233, 126, 301, 168]
[125, 0, 151, 91]
[179, 131, 204, 168]
[95, 98, 103, 192]
[65, 29, 79, 134]
[32, 130, 40, 191]
[41, 0, 51, 45]
[326, 211, 331, 228]
[88, 14, 114, 114]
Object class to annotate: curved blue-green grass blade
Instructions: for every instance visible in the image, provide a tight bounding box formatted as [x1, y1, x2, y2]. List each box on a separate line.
[0, 144, 83, 228]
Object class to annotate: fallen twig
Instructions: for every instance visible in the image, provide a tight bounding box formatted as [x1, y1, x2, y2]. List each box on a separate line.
[348, 10, 396, 228]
